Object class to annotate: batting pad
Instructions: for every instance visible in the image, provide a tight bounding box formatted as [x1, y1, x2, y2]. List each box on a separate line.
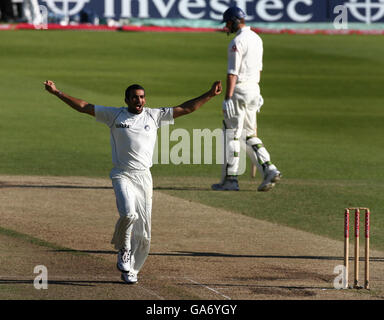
[246, 144, 264, 175]
[225, 128, 241, 176]
[246, 137, 271, 165]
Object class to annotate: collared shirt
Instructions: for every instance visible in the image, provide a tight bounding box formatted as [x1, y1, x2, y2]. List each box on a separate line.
[95, 106, 174, 170]
[227, 26, 263, 84]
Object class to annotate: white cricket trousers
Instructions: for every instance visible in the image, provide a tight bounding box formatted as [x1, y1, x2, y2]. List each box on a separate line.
[225, 82, 261, 138]
[110, 167, 153, 276]
[224, 82, 266, 176]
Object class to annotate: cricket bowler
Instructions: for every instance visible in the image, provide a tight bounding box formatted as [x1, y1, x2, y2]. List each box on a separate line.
[44, 79, 222, 284]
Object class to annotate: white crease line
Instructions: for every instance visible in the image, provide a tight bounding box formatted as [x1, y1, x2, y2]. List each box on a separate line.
[137, 284, 165, 300]
[185, 277, 231, 300]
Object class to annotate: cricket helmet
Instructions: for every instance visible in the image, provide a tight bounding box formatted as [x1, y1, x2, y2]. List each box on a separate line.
[221, 6, 246, 23]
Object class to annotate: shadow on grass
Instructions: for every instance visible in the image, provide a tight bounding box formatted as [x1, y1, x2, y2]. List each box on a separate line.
[0, 181, 259, 192]
[0, 184, 111, 190]
[0, 183, 243, 192]
[0, 279, 124, 287]
[150, 251, 384, 262]
[154, 186, 211, 191]
[54, 249, 116, 255]
[53, 249, 384, 262]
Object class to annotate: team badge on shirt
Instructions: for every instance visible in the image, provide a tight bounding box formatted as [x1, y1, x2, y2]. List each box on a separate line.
[232, 45, 238, 52]
[144, 125, 150, 131]
[116, 123, 130, 128]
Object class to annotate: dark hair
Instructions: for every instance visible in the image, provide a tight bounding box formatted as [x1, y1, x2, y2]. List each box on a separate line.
[125, 84, 145, 100]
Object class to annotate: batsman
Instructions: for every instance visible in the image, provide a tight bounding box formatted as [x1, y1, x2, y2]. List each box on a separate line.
[212, 6, 282, 192]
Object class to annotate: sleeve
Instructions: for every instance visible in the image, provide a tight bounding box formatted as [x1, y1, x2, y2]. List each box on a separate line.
[227, 39, 243, 76]
[148, 107, 174, 128]
[94, 105, 121, 127]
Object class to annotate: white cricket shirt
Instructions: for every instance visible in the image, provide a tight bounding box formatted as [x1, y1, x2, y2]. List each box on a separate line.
[95, 106, 174, 170]
[227, 26, 263, 84]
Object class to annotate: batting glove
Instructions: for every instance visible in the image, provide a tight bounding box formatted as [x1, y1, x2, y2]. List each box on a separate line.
[223, 99, 235, 119]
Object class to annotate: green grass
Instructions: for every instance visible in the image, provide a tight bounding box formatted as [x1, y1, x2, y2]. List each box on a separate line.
[1, 30, 384, 249]
[154, 176, 384, 251]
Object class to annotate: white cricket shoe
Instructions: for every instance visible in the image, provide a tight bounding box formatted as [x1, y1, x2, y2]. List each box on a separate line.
[258, 168, 282, 192]
[121, 272, 138, 284]
[117, 249, 131, 273]
[271, 170, 282, 183]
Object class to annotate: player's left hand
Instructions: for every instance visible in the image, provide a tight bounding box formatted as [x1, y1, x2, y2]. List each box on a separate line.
[222, 99, 235, 118]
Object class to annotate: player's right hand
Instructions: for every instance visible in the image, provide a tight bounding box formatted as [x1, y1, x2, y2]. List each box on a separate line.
[44, 80, 58, 95]
[222, 99, 235, 118]
[210, 81, 222, 96]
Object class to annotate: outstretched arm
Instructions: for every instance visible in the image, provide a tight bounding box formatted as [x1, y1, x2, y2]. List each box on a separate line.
[172, 81, 222, 119]
[44, 80, 95, 116]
